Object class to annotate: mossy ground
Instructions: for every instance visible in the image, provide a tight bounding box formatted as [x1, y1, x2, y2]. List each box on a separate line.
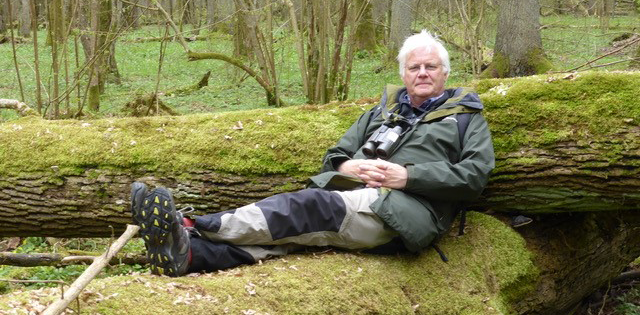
[0, 213, 536, 314]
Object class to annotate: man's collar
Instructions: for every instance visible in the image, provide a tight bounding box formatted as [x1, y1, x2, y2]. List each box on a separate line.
[401, 93, 446, 111]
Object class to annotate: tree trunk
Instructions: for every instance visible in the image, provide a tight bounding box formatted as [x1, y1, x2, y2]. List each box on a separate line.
[510, 210, 640, 314]
[86, 0, 112, 112]
[48, 0, 64, 118]
[19, 0, 31, 37]
[215, 0, 234, 33]
[388, 0, 414, 61]
[0, 1, 7, 34]
[354, 0, 376, 51]
[371, 0, 390, 45]
[482, 0, 553, 78]
[206, 0, 216, 31]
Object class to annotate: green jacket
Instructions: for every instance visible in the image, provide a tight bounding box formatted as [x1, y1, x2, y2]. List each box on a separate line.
[309, 85, 495, 252]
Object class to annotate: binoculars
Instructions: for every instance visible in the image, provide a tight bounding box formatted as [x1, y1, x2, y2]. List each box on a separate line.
[362, 124, 405, 159]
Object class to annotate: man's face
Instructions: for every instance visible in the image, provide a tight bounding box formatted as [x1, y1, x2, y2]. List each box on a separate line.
[402, 47, 449, 107]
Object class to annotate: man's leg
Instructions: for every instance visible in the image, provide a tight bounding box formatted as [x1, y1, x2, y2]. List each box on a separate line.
[133, 184, 398, 276]
[193, 188, 397, 249]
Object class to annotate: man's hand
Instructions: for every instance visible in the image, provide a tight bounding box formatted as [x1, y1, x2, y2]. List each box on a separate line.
[338, 159, 408, 189]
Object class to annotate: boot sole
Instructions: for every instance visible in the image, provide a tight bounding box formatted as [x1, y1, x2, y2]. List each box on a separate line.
[140, 188, 181, 276]
[130, 182, 147, 225]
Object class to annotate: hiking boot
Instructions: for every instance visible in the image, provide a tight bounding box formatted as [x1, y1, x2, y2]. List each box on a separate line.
[138, 187, 191, 277]
[130, 182, 148, 225]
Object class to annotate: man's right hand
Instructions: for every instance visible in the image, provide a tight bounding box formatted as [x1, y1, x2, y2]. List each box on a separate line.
[338, 159, 408, 189]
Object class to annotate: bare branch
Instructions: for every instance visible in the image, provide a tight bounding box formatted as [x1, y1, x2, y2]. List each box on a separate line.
[0, 251, 148, 267]
[42, 224, 140, 315]
[120, 0, 158, 11]
[565, 36, 640, 72]
[0, 99, 37, 116]
[151, 0, 192, 53]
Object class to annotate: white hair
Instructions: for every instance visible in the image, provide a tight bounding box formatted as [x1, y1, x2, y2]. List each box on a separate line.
[397, 30, 450, 76]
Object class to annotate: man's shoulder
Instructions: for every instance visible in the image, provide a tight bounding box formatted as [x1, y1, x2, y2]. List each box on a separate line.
[443, 87, 483, 110]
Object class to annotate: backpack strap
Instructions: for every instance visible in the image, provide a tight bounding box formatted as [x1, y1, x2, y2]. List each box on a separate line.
[455, 112, 473, 236]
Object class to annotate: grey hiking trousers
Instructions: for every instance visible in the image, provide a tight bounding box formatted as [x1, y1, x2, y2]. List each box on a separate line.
[188, 188, 401, 272]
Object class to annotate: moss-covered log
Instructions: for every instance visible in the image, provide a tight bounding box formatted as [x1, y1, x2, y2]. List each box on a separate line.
[1, 72, 639, 237]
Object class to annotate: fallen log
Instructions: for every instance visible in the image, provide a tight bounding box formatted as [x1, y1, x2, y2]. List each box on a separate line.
[0, 72, 638, 237]
[0, 252, 148, 267]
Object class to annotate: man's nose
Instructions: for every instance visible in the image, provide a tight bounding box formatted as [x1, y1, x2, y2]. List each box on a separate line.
[418, 65, 429, 77]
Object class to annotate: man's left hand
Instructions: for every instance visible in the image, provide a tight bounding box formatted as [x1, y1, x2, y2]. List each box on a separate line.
[356, 159, 408, 189]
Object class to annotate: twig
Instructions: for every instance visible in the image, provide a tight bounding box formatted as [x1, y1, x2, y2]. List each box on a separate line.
[7, 0, 25, 103]
[0, 279, 65, 284]
[597, 282, 611, 315]
[586, 57, 640, 69]
[151, 0, 192, 53]
[564, 36, 640, 72]
[42, 224, 140, 315]
[0, 251, 148, 267]
[120, 0, 158, 11]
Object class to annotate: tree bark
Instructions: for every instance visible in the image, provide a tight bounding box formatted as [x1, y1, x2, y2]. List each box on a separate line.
[354, 0, 376, 51]
[0, 170, 305, 237]
[511, 210, 640, 314]
[482, 0, 553, 78]
[206, 0, 216, 31]
[388, 0, 414, 62]
[19, 0, 31, 37]
[0, 1, 7, 34]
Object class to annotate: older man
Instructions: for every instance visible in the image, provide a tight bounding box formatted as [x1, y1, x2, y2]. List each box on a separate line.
[130, 30, 495, 277]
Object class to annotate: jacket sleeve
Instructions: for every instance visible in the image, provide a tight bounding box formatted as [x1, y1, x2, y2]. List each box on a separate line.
[403, 113, 495, 202]
[319, 109, 375, 173]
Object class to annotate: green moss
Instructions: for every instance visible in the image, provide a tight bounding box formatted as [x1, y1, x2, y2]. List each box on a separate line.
[479, 53, 510, 79]
[527, 48, 554, 74]
[478, 71, 640, 158]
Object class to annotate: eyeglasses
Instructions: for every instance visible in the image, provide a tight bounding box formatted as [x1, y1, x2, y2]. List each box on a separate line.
[406, 64, 441, 73]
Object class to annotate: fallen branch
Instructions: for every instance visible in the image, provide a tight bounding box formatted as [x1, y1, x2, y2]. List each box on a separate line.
[122, 93, 178, 117]
[121, 71, 211, 117]
[42, 224, 140, 315]
[0, 99, 37, 116]
[126, 35, 208, 43]
[612, 270, 640, 284]
[187, 52, 285, 106]
[0, 252, 148, 267]
[564, 36, 640, 72]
